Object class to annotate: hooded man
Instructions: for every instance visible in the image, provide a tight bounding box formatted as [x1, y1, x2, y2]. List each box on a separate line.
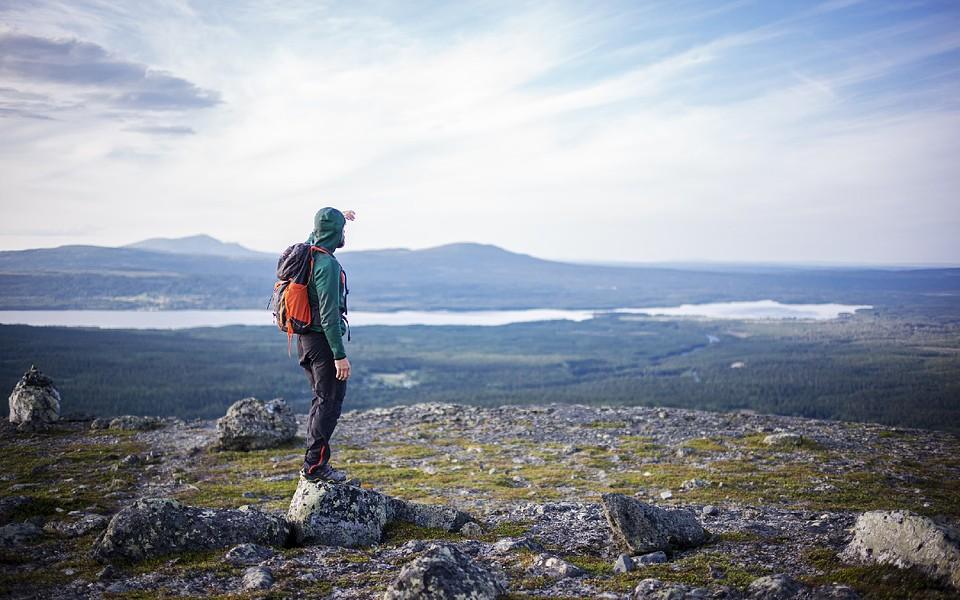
[299, 207, 353, 483]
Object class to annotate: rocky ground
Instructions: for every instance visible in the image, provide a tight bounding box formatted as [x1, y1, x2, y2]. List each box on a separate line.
[2, 402, 959, 599]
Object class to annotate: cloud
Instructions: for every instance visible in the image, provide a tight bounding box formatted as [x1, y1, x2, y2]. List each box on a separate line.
[0, 1, 958, 263]
[0, 31, 220, 117]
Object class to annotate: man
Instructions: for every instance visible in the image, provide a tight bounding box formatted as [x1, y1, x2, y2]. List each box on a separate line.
[299, 207, 354, 483]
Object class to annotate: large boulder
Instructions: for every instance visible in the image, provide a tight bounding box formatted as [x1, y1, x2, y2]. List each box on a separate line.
[601, 494, 708, 554]
[8, 365, 60, 430]
[92, 498, 290, 563]
[216, 397, 297, 451]
[840, 510, 960, 589]
[383, 543, 506, 600]
[287, 478, 390, 547]
[288, 478, 478, 548]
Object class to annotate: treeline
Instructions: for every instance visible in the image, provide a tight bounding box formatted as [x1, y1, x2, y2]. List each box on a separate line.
[1, 315, 958, 433]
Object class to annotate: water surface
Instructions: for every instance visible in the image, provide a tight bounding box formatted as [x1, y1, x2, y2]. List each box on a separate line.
[0, 301, 871, 329]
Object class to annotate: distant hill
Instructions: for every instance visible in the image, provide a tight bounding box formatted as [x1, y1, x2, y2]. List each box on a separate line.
[0, 239, 957, 316]
[125, 234, 271, 258]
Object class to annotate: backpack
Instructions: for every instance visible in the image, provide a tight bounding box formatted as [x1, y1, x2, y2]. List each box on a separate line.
[269, 243, 349, 352]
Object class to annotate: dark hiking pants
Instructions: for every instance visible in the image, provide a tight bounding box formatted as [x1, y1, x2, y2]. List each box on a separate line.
[297, 332, 347, 473]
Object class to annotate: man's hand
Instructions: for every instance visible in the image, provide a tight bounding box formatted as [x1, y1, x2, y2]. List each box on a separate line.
[335, 357, 351, 381]
[342, 210, 356, 221]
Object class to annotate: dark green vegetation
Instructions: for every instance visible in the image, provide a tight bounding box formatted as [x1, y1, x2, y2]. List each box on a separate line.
[2, 307, 959, 432]
[2, 241, 958, 314]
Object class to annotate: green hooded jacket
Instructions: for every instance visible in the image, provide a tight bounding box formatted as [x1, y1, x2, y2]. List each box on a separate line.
[305, 207, 348, 360]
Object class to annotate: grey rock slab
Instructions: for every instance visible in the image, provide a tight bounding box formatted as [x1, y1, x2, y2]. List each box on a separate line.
[383, 543, 506, 600]
[840, 509, 960, 589]
[602, 493, 709, 554]
[8, 365, 60, 426]
[387, 497, 475, 533]
[44, 513, 109, 537]
[287, 477, 389, 547]
[242, 566, 274, 591]
[225, 543, 274, 566]
[92, 498, 290, 563]
[109, 415, 164, 431]
[216, 397, 297, 451]
[614, 553, 635, 573]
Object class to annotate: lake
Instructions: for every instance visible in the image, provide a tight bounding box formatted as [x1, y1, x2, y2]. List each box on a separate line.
[0, 301, 871, 329]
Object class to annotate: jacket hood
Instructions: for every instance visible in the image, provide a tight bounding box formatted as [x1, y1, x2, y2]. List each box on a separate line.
[306, 207, 345, 253]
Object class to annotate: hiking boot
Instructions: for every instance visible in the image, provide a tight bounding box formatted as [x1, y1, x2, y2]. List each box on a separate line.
[300, 464, 348, 483]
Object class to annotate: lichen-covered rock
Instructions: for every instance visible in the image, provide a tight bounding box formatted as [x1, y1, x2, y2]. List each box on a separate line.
[602, 494, 708, 554]
[383, 543, 506, 600]
[8, 365, 60, 429]
[287, 478, 389, 547]
[225, 543, 274, 566]
[242, 566, 274, 590]
[92, 498, 290, 563]
[0, 522, 43, 547]
[216, 397, 297, 451]
[633, 577, 732, 599]
[109, 415, 164, 431]
[387, 497, 475, 533]
[747, 574, 804, 598]
[763, 433, 802, 448]
[840, 510, 960, 589]
[528, 553, 585, 579]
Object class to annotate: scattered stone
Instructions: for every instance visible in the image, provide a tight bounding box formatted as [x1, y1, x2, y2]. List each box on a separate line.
[840, 510, 960, 589]
[528, 553, 585, 579]
[682, 478, 709, 491]
[225, 543, 274, 566]
[702, 505, 719, 517]
[636, 550, 668, 565]
[8, 365, 60, 430]
[659, 490, 673, 500]
[92, 498, 290, 563]
[0, 522, 42, 546]
[383, 543, 506, 600]
[747, 574, 804, 598]
[287, 478, 389, 547]
[762, 433, 802, 448]
[216, 397, 297, 451]
[109, 415, 164, 431]
[459, 521, 484, 538]
[90, 418, 111, 430]
[242, 566, 274, 591]
[614, 553, 635, 573]
[388, 497, 475, 533]
[602, 494, 708, 554]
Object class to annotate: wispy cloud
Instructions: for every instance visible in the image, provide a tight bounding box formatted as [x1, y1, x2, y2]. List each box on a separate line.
[0, 1, 958, 263]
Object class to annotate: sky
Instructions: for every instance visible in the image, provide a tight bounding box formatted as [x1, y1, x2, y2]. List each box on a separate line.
[1, 0, 959, 264]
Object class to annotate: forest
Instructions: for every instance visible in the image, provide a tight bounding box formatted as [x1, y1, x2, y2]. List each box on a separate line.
[2, 309, 957, 434]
